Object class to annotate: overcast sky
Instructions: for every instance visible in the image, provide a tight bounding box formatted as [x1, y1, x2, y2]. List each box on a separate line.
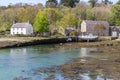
[0, 0, 118, 6]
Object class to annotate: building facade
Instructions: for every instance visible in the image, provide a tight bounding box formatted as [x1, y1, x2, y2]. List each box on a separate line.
[110, 26, 120, 37]
[10, 21, 33, 35]
[81, 20, 109, 36]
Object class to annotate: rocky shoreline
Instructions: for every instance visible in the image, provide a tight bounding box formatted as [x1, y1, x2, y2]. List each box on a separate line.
[36, 43, 120, 80]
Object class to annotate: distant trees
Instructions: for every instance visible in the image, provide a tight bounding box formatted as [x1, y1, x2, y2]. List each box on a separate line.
[88, 0, 98, 7]
[102, 0, 113, 5]
[46, 0, 58, 8]
[110, 0, 120, 26]
[0, 3, 43, 34]
[117, 0, 120, 4]
[60, 0, 79, 7]
[112, 3, 120, 26]
[87, 6, 112, 21]
[46, 0, 58, 6]
[0, 0, 118, 35]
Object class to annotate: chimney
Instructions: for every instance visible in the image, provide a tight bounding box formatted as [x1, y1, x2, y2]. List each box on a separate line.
[13, 20, 15, 24]
[27, 20, 30, 24]
[13, 20, 17, 24]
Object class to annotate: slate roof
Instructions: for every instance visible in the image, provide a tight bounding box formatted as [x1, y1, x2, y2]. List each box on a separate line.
[110, 26, 120, 28]
[84, 20, 109, 25]
[110, 26, 120, 30]
[11, 23, 30, 28]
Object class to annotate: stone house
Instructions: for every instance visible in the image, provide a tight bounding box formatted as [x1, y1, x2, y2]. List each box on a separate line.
[81, 20, 109, 36]
[10, 21, 33, 35]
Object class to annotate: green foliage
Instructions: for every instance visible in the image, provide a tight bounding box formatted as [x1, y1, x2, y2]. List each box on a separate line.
[46, 2, 56, 8]
[44, 8, 61, 34]
[88, 0, 98, 7]
[57, 8, 77, 28]
[60, 0, 79, 7]
[0, 23, 9, 32]
[86, 8, 96, 20]
[34, 10, 49, 32]
[46, 0, 58, 7]
[62, 12, 77, 27]
[44, 8, 60, 24]
[0, 2, 117, 36]
[102, 0, 113, 5]
[86, 6, 112, 21]
[117, 0, 120, 4]
[112, 4, 120, 26]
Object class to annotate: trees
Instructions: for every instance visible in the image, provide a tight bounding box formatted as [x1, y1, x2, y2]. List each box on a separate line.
[0, 1, 115, 35]
[75, 2, 88, 20]
[44, 8, 61, 34]
[87, 6, 112, 21]
[46, 0, 58, 8]
[0, 8, 16, 33]
[88, 0, 98, 8]
[102, 0, 113, 5]
[60, 8, 78, 27]
[117, 0, 120, 4]
[60, 0, 79, 7]
[34, 8, 60, 33]
[56, 8, 78, 34]
[46, 0, 58, 6]
[112, 3, 120, 26]
[34, 10, 49, 32]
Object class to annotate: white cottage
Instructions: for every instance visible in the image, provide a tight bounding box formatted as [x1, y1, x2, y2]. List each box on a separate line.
[10, 21, 33, 35]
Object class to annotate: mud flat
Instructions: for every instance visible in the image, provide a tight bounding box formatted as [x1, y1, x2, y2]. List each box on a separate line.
[36, 44, 120, 80]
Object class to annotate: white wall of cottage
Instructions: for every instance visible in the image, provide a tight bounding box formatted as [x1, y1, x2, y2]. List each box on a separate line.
[10, 24, 33, 35]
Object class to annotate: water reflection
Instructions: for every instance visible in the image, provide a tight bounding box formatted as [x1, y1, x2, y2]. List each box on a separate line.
[80, 73, 114, 80]
[10, 48, 27, 58]
[0, 45, 103, 80]
[10, 48, 28, 66]
[80, 48, 97, 57]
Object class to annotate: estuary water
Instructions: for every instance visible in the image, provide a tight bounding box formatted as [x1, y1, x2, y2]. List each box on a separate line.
[0, 45, 96, 80]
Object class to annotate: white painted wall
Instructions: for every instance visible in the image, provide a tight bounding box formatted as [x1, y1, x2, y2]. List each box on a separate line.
[81, 21, 86, 32]
[112, 31, 117, 37]
[26, 24, 33, 35]
[10, 24, 33, 35]
[11, 28, 26, 35]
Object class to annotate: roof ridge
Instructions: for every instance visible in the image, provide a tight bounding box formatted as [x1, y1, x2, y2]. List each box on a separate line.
[11, 22, 30, 28]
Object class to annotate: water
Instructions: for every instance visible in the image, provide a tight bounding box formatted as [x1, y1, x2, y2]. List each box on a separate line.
[0, 45, 98, 80]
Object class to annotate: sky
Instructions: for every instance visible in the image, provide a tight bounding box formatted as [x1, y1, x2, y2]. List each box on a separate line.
[0, 0, 118, 6]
